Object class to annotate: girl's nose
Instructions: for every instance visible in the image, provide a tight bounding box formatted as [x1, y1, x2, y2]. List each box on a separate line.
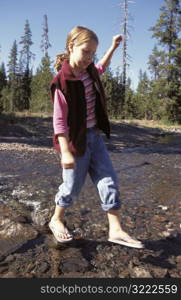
[87, 52, 95, 60]
[87, 56, 93, 62]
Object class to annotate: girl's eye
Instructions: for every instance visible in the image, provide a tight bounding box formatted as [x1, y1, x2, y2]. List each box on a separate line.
[82, 50, 95, 58]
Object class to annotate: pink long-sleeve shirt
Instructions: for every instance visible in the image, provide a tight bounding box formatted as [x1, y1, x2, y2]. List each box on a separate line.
[53, 63, 105, 135]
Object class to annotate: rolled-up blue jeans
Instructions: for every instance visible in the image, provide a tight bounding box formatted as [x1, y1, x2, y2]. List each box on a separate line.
[55, 128, 121, 211]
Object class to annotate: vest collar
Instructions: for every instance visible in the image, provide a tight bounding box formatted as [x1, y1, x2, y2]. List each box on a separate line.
[61, 59, 95, 80]
[61, 59, 77, 80]
[53, 59, 95, 93]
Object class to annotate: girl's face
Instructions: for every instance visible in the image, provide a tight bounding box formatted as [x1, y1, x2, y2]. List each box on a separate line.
[69, 39, 98, 72]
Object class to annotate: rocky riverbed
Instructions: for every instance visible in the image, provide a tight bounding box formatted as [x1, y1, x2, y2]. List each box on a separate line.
[0, 115, 181, 278]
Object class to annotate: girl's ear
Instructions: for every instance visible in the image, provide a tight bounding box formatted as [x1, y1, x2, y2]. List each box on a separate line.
[68, 42, 74, 53]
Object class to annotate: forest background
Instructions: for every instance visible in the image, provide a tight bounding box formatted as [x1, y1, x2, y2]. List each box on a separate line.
[0, 0, 180, 124]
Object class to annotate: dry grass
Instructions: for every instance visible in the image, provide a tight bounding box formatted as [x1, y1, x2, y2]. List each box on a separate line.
[1, 112, 180, 131]
[4, 111, 52, 118]
[112, 118, 181, 131]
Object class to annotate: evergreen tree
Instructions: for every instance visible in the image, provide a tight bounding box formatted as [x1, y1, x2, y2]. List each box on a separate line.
[0, 62, 7, 90]
[0, 62, 7, 113]
[101, 66, 126, 119]
[19, 20, 35, 110]
[31, 15, 53, 113]
[101, 67, 114, 117]
[123, 77, 135, 119]
[30, 55, 53, 113]
[19, 20, 35, 72]
[7, 40, 18, 82]
[112, 67, 124, 118]
[149, 0, 181, 122]
[148, 46, 163, 80]
[6, 40, 20, 111]
[136, 70, 152, 119]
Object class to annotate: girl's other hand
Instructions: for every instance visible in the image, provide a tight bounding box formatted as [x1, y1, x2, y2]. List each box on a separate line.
[112, 34, 123, 50]
[61, 151, 75, 169]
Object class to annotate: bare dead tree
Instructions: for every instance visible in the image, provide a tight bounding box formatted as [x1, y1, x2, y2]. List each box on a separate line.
[119, 0, 134, 116]
[40, 14, 52, 56]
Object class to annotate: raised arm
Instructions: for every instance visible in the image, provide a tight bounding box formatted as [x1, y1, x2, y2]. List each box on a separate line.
[99, 34, 123, 70]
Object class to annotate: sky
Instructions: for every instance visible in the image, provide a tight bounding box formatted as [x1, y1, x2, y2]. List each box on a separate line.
[0, 0, 164, 89]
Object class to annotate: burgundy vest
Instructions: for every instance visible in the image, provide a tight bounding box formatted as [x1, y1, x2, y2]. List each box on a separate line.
[50, 59, 110, 156]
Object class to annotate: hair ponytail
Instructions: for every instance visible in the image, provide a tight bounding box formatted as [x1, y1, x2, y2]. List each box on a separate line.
[54, 52, 69, 72]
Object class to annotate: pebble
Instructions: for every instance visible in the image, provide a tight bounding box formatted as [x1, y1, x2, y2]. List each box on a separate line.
[158, 205, 168, 211]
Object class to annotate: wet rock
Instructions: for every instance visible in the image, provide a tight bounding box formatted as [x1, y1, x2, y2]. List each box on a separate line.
[152, 215, 169, 223]
[0, 239, 25, 262]
[33, 261, 50, 273]
[131, 266, 152, 278]
[0, 204, 38, 261]
[0, 217, 38, 240]
[0, 204, 38, 240]
[0, 261, 9, 274]
[1, 271, 18, 278]
[4, 255, 15, 263]
[61, 271, 99, 278]
[103, 269, 119, 277]
[12, 215, 30, 224]
[31, 208, 50, 226]
[119, 269, 131, 278]
[158, 205, 168, 211]
[168, 270, 181, 278]
[60, 256, 90, 274]
[59, 248, 90, 274]
[132, 256, 140, 266]
[12, 188, 28, 199]
[151, 267, 168, 278]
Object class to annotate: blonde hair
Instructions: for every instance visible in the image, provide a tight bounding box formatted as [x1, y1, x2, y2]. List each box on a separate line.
[54, 26, 99, 72]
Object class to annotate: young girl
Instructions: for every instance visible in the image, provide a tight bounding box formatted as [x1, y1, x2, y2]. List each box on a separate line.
[49, 26, 143, 248]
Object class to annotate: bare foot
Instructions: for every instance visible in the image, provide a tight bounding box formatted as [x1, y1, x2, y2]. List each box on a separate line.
[109, 229, 143, 248]
[50, 217, 72, 240]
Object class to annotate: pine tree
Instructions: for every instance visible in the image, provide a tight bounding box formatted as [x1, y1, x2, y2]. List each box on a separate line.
[30, 55, 53, 113]
[112, 67, 124, 118]
[136, 70, 152, 119]
[31, 15, 53, 113]
[0, 62, 7, 113]
[19, 20, 35, 72]
[7, 40, 18, 82]
[6, 40, 19, 111]
[101, 68, 114, 117]
[101, 66, 126, 119]
[148, 46, 163, 80]
[149, 0, 181, 122]
[0, 62, 7, 90]
[19, 20, 35, 110]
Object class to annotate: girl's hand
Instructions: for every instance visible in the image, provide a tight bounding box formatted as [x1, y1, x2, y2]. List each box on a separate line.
[111, 34, 123, 50]
[61, 151, 75, 169]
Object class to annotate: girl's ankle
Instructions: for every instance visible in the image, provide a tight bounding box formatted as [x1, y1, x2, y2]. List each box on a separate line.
[51, 216, 64, 223]
[109, 227, 125, 234]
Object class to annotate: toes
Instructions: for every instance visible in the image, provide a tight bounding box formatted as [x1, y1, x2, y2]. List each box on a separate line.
[58, 231, 72, 240]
